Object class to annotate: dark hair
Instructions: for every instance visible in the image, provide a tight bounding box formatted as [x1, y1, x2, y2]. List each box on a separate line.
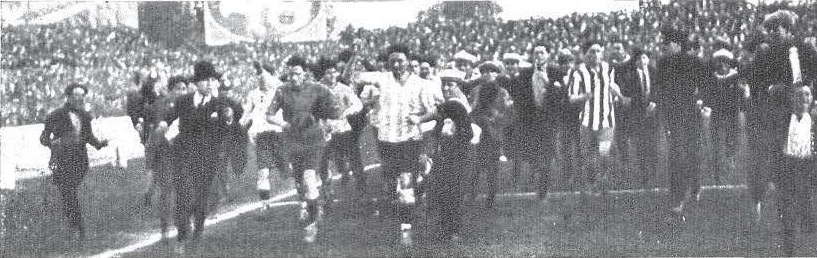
[167, 75, 187, 91]
[64, 83, 88, 96]
[253, 61, 275, 75]
[473, 81, 500, 115]
[314, 56, 338, 78]
[139, 77, 159, 104]
[581, 40, 602, 53]
[285, 55, 309, 69]
[386, 43, 410, 56]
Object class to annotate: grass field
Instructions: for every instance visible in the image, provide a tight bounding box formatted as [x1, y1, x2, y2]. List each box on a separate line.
[3, 121, 816, 257]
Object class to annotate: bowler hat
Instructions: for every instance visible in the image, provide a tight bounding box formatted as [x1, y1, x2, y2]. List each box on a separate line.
[191, 61, 222, 82]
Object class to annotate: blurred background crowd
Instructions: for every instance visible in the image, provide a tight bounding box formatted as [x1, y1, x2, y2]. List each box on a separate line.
[1, 0, 815, 126]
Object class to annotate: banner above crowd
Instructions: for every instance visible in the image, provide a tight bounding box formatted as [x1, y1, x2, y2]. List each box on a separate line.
[204, 1, 331, 45]
[1, 2, 138, 28]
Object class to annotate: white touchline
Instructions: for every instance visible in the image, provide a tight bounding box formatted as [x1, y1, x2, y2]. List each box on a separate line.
[89, 191, 298, 258]
[89, 163, 382, 258]
[89, 162, 744, 258]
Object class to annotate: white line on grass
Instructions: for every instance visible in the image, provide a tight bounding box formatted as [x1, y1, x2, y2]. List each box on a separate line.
[89, 161, 745, 258]
[90, 163, 382, 258]
[89, 190, 297, 258]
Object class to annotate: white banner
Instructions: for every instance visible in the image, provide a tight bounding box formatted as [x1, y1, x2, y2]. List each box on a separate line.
[204, 1, 330, 45]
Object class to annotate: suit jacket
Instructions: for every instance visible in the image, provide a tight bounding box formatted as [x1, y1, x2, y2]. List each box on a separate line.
[617, 61, 658, 120]
[749, 40, 817, 132]
[656, 52, 715, 132]
[40, 104, 106, 185]
[163, 92, 234, 159]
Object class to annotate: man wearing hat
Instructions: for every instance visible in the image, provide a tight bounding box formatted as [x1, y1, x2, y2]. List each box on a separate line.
[702, 49, 743, 185]
[750, 9, 817, 256]
[655, 26, 715, 214]
[39, 83, 109, 240]
[265, 55, 341, 243]
[156, 60, 235, 252]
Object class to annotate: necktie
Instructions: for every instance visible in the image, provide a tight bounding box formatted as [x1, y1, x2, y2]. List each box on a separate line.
[198, 97, 205, 108]
[789, 47, 802, 85]
[640, 69, 649, 98]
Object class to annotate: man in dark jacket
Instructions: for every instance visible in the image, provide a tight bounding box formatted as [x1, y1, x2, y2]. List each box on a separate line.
[655, 26, 715, 214]
[617, 47, 659, 187]
[40, 83, 109, 239]
[156, 61, 235, 253]
[747, 9, 817, 223]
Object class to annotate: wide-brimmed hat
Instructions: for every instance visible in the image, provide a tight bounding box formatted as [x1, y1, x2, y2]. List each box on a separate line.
[763, 9, 798, 31]
[190, 61, 222, 82]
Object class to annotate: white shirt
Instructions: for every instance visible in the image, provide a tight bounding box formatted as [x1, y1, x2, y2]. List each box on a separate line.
[245, 88, 282, 134]
[789, 46, 802, 85]
[193, 91, 211, 108]
[786, 113, 813, 159]
[361, 72, 436, 143]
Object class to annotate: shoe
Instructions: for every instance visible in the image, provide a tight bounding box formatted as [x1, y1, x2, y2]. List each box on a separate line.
[299, 203, 308, 221]
[499, 155, 508, 162]
[174, 242, 186, 254]
[303, 222, 318, 243]
[259, 190, 270, 201]
[755, 202, 762, 222]
[671, 203, 685, 214]
[400, 223, 413, 246]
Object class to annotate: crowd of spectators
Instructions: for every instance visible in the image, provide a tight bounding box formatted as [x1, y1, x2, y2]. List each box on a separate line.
[2, 0, 815, 127]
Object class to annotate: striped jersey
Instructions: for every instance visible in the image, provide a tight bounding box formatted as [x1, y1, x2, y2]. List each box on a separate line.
[569, 61, 619, 131]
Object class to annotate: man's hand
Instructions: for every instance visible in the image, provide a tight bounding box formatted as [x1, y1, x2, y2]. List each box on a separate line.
[646, 102, 657, 117]
[407, 115, 422, 125]
[156, 121, 169, 132]
[620, 96, 633, 107]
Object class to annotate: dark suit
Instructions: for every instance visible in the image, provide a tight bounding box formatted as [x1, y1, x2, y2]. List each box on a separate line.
[746, 39, 817, 205]
[504, 67, 565, 197]
[656, 52, 715, 206]
[163, 92, 234, 242]
[40, 104, 106, 235]
[616, 62, 659, 186]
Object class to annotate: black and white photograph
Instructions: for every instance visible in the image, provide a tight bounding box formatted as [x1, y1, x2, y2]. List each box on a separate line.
[1, 0, 817, 257]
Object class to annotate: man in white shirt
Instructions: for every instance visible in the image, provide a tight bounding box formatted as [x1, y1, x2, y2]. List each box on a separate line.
[241, 62, 287, 203]
[358, 44, 437, 246]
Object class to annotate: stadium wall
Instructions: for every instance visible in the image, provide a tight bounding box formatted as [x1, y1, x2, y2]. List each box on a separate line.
[0, 116, 143, 189]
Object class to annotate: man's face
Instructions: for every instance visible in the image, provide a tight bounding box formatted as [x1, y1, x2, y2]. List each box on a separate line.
[455, 60, 472, 72]
[287, 65, 306, 85]
[419, 63, 431, 79]
[196, 77, 219, 96]
[533, 48, 549, 66]
[504, 60, 519, 75]
[410, 60, 421, 74]
[610, 43, 626, 62]
[67, 87, 86, 109]
[388, 53, 409, 74]
[793, 86, 813, 114]
[442, 81, 459, 99]
[258, 70, 274, 91]
[323, 67, 339, 84]
[585, 44, 603, 66]
[637, 53, 650, 67]
[559, 58, 575, 72]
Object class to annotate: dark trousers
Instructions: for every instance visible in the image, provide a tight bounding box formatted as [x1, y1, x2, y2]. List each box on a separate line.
[436, 178, 462, 238]
[667, 126, 701, 205]
[747, 122, 774, 204]
[173, 141, 218, 242]
[707, 113, 739, 183]
[559, 122, 581, 187]
[776, 155, 816, 257]
[319, 131, 366, 193]
[471, 137, 500, 205]
[635, 117, 659, 186]
[56, 182, 83, 234]
[377, 140, 422, 225]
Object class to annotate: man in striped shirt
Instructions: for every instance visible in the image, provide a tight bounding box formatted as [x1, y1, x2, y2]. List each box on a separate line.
[568, 40, 627, 195]
[358, 44, 437, 246]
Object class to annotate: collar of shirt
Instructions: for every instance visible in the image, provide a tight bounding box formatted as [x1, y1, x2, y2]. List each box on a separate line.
[193, 91, 211, 107]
